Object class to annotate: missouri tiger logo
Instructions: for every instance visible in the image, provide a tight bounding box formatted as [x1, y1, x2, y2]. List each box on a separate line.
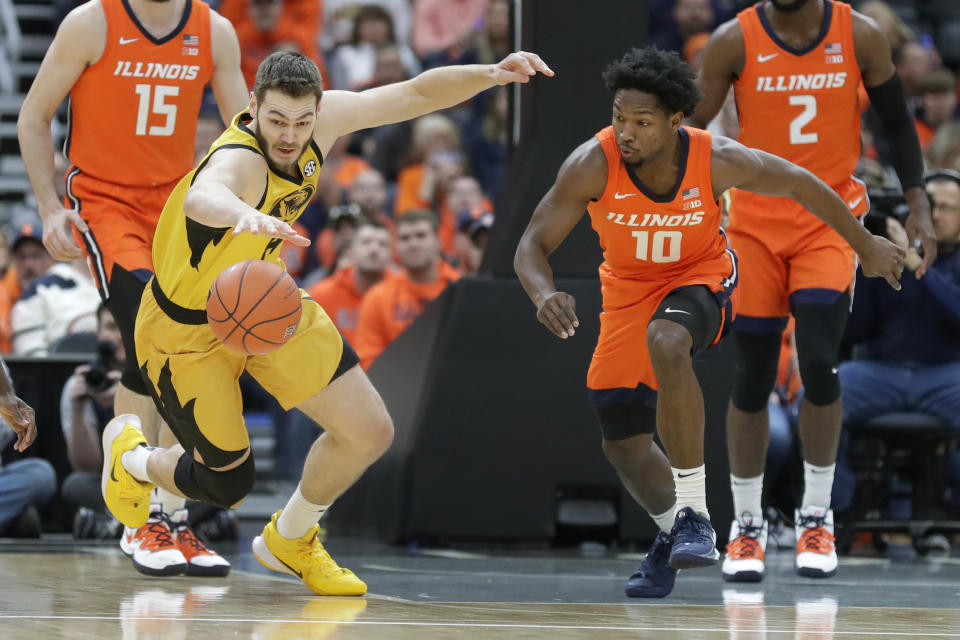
[267, 185, 315, 222]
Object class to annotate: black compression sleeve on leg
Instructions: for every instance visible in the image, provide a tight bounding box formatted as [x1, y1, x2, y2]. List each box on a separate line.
[730, 331, 782, 413]
[866, 73, 924, 191]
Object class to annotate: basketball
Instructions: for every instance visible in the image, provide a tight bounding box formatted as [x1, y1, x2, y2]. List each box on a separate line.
[206, 260, 302, 355]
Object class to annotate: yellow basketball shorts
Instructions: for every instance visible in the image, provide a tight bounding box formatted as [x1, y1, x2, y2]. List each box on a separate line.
[135, 278, 358, 467]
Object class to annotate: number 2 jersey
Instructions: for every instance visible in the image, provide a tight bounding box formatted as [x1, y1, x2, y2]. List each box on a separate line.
[731, 0, 867, 224]
[66, 0, 214, 187]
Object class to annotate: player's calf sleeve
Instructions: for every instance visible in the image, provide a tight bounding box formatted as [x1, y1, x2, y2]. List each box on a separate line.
[793, 294, 850, 406]
[730, 330, 781, 413]
[173, 452, 255, 509]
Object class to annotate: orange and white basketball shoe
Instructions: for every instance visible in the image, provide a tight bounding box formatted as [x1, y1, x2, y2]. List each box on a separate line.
[169, 508, 231, 577]
[252, 510, 367, 596]
[795, 507, 838, 578]
[722, 516, 768, 582]
[120, 504, 187, 576]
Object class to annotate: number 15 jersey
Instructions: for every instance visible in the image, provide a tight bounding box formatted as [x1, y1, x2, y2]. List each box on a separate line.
[66, 0, 214, 186]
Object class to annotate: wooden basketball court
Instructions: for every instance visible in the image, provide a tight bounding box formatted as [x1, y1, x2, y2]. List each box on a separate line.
[1, 535, 958, 639]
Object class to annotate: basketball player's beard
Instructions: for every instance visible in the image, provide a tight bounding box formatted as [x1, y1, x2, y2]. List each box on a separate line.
[253, 125, 310, 177]
[769, 0, 811, 12]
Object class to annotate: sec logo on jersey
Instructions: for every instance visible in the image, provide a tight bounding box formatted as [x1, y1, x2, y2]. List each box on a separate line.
[304, 160, 317, 177]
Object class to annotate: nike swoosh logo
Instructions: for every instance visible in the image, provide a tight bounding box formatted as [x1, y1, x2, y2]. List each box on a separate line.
[664, 307, 692, 315]
[119, 37, 138, 45]
[677, 471, 698, 478]
[277, 555, 303, 578]
[757, 53, 779, 63]
[847, 196, 863, 209]
[111, 458, 120, 482]
[613, 192, 636, 199]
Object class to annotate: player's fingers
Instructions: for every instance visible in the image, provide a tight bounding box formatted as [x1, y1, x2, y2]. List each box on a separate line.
[561, 300, 579, 330]
[67, 209, 88, 233]
[884, 272, 901, 291]
[497, 69, 530, 84]
[521, 52, 554, 76]
[538, 307, 566, 338]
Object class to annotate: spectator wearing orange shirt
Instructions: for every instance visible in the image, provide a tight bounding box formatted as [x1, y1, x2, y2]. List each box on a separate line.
[309, 222, 393, 345]
[355, 210, 460, 368]
[915, 69, 959, 151]
[229, 0, 327, 90]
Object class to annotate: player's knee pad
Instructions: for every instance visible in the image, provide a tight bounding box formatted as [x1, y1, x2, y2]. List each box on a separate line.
[173, 452, 255, 509]
[793, 293, 849, 406]
[595, 402, 657, 441]
[730, 331, 782, 413]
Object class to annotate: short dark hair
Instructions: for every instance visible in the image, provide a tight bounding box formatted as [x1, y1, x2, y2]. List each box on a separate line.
[602, 47, 702, 117]
[354, 220, 390, 235]
[396, 209, 438, 232]
[254, 52, 324, 105]
[920, 68, 957, 95]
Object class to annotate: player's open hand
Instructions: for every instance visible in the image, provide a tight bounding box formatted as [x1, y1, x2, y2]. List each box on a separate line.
[233, 212, 311, 247]
[537, 291, 579, 339]
[492, 51, 554, 85]
[859, 233, 906, 291]
[0, 394, 36, 452]
[40, 206, 88, 261]
[904, 199, 937, 278]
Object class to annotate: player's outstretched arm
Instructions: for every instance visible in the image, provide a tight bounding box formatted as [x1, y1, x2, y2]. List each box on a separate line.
[314, 51, 553, 150]
[183, 150, 309, 246]
[689, 19, 744, 129]
[209, 11, 251, 125]
[514, 139, 605, 339]
[17, 5, 100, 260]
[853, 10, 936, 276]
[712, 136, 905, 290]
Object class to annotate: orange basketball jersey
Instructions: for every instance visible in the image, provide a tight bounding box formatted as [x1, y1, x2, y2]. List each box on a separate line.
[734, 0, 861, 187]
[66, 0, 214, 186]
[586, 126, 728, 290]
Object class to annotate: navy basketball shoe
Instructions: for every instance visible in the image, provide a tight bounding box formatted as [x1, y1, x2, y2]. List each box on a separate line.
[669, 506, 720, 569]
[625, 530, 678, 598]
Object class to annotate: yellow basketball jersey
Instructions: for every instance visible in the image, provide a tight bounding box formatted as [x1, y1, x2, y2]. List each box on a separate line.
[153, 110, 322, 310]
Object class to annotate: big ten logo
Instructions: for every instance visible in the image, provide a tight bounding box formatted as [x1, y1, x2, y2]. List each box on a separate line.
[182, 47, 199, 56]
[683, 199, 702, 211]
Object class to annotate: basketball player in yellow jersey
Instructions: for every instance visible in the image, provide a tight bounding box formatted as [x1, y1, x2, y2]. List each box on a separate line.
[100, 50, 553, 596]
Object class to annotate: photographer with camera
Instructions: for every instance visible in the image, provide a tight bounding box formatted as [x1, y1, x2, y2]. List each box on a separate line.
[833, 171, 960, 547]
[59, 303, 124, 538]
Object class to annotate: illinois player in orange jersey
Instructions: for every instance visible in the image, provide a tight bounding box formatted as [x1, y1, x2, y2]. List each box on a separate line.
[691, 0, 936, 583]
[515, 46, 903, 599]
[18, 0, 249, 577]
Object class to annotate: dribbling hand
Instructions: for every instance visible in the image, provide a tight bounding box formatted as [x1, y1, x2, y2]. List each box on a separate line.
[233, 212, 311, 246]
[41, 206, 88, 261]
[537, 291, 579, 339]
[492, 51, 555, 85]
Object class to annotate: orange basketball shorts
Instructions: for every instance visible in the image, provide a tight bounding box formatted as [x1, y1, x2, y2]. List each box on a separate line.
[726, 178, 864, 332]
[65, 168, 177, 298]
[587, 249, 739, 408]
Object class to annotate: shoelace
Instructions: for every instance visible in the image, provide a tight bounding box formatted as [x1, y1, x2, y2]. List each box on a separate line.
[297, 535, 347, 575]
[175, 524, 210, 555]
[797, 514, 835, 553]
[726, 524, 763, 558]
[138, 520, 178, 551]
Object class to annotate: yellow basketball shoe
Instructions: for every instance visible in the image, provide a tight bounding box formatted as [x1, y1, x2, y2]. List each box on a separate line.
[101, 414, 156, 528]
[252, 511, 367, 596]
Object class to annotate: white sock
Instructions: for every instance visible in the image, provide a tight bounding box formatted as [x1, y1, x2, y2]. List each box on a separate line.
[156, 488, 186, 514]
[121, 445, 154, 483]
[672, 465, 709, 518]
[801, 461, 835, 511]
[651, 504, 677, 534]
[276, 485, 330, 540]
[731, 473, 764, 524]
